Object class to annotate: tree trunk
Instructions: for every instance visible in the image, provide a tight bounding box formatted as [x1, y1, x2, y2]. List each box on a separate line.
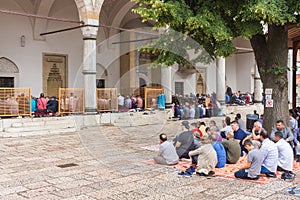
[250, 24, 289, 134]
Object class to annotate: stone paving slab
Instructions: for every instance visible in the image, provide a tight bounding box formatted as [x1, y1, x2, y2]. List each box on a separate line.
[0, 112, 299, 199]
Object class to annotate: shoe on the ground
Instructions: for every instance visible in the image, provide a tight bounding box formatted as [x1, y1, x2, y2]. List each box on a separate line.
[281, 171, 296, 182]
[196, 172, 208, 176]
[186, 166, 195, 173]
[177, 171, 185, 177]
[208, 171, 216, 177]
[266, 172, 277, 178]
[184, 171, 193, 178]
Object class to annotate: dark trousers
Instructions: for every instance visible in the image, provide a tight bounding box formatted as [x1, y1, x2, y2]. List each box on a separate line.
[234, 169, 260, 180]
[192, 155, 198, 165]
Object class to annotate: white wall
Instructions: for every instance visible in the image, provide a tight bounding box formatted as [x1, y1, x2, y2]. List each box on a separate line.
[225, 55, 237, 92]
[236, 53, 256, 93]
[0, 0, 83, 97]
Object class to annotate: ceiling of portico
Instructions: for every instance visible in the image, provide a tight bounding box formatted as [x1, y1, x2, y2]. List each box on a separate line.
[289, 26, 300, 42]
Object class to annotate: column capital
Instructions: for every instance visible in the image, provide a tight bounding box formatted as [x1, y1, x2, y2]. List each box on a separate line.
[81, 19, 99, 39]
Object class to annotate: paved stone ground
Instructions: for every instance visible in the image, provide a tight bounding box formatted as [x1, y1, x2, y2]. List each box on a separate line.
[1, 115, 300, 199]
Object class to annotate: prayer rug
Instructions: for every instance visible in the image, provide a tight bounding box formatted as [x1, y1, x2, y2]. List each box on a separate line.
[142, 158, 300, 184]
[141, 159, 191, 172]
[215, 160, 300, 184]
[140, 145, 160, 152]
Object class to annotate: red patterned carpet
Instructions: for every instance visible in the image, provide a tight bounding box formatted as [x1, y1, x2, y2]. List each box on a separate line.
[215, 160, 300, 184]
[142, 158, 300, 184]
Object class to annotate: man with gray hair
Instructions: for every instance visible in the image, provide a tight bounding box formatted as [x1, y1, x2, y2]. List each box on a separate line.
[242, 121, 266, 149]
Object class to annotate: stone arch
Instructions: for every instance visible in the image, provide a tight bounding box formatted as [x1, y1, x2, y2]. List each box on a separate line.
[138, 73, 150, 87]
[0, 57, 19, 87]
[96, 63, 108, 79]
[0, 57, 19, 73]
[109, 1, 136, 37]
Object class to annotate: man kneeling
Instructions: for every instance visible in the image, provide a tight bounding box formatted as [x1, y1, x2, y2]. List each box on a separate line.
[154, 133, 179, 165]
[274, 131, 296, 181]
[234, 139, 263, 180]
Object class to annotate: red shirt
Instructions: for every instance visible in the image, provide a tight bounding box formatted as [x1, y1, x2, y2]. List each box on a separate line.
[37, 97, 47, 110]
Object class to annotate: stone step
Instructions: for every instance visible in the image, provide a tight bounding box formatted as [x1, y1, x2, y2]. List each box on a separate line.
[12, 121, 45, 128]
[5, 122, 75, 133]
[0, 127, 76, 137]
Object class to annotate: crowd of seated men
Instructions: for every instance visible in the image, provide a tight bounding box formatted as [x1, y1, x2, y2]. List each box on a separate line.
[153, 112, 298, 181]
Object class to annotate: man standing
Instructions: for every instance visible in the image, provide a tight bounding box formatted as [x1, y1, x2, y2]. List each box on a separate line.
[234, 139, 263, 180]
[154, 133, 179, 165]
[174, 121, 194, 159]
[226, 85, 233, 103]
[260, 132, 278, 178]
[118, 93, 125, 109]
[222, 132, 240, 164]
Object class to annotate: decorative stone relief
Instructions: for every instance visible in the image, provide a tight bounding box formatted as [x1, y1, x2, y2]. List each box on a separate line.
[0, 57, 19, 73]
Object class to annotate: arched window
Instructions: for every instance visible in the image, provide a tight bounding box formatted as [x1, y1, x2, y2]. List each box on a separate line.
[0, 57, 19, 87]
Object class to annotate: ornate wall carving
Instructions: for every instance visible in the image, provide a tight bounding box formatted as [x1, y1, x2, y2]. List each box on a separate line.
[0, 57, 19, 73]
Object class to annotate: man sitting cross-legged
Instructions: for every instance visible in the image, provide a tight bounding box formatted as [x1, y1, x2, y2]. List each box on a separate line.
[210, 134, 226, 168]
[274, 131, 296, 181]
[173, 121, 195, 159]
[221, 132, 241, 164]
[188, 135, 218, 178]
[234, 139, 263, 180]
[154, 133, 179, 165]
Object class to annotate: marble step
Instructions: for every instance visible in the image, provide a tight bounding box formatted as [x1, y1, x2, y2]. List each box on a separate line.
[0, 127, 76, 137]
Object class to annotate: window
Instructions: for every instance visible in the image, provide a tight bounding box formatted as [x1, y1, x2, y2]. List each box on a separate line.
[96, 79, 105, 88]
[0, 77, 14, 87]
[175, 82, 184, 96]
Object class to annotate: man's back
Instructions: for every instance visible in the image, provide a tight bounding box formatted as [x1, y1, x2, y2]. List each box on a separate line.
[248, 148, 263, 178]
[176, 131, 194, 157]
[276, 139, 293, 171]
[222, 139, 240, 164]
[160, 141, 179, 165]
[260, 138, 278, 172]
[212, 141, 226, 168]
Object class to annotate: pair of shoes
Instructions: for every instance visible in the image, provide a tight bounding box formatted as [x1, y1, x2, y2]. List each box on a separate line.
[266, 172, 277, 178]
[177, 171, 184, 177]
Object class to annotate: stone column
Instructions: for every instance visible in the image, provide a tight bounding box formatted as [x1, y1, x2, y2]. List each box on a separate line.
[216, 57, 226, 104]
[130, 32, 137, 89]
[81, 24, 98, 113]
[288, 49, 293, 106]
[216, 57, 226, 116]
[161, 66, 172, 108]
[254, 65, 263, 103]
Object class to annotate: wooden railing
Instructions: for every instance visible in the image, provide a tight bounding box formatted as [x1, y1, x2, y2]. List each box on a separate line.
[0, 88, 31, 117]
[96, 88, 118, 112]
[144, 87, 164, 109]
[58, 88, 84, 114]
